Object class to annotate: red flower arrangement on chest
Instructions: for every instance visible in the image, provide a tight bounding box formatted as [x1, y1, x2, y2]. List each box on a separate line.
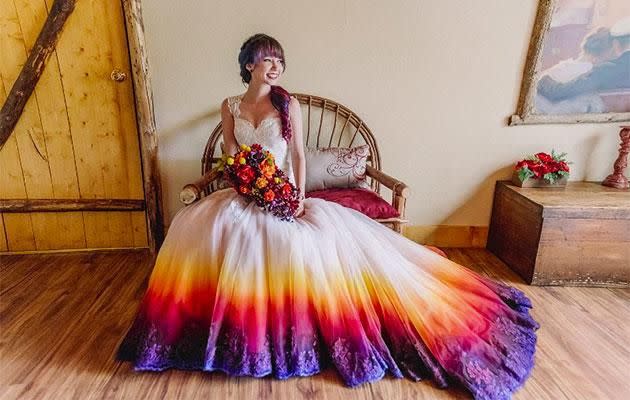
[513, 150, 571, 186]
[219, 143, 301, 221]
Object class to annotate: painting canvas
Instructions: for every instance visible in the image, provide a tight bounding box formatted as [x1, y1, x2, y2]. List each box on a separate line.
[512, 0, 630, 124]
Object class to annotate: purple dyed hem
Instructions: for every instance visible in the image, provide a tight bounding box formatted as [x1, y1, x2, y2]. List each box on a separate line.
[117, 278, 539, 400]
[130, 363, 325, 381]
[122, 359, 394, 388]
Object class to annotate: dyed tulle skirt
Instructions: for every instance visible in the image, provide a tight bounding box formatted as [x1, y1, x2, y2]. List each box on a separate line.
[117, 189, 538, 400]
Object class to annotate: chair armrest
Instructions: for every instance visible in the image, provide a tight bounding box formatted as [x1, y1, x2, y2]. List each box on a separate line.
[179, 168, 223, 205]
[366, 165, 409, 197]
[366, 165, 409, 220]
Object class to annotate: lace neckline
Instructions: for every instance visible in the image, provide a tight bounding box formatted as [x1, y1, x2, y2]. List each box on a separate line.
[235, 115, 281, 131]
[234, 95, 281, 130]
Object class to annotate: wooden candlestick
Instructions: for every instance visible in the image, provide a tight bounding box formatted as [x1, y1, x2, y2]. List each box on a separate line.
[602, 126, 630, 190]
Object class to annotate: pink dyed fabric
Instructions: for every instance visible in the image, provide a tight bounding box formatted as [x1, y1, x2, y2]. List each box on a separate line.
[306, 188, 400, 219]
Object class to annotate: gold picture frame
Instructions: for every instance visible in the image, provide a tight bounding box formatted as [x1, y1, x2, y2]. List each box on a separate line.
[511, 0, 630, 125]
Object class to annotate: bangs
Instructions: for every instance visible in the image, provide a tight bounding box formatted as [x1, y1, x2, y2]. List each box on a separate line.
[251, 39, 285, 63]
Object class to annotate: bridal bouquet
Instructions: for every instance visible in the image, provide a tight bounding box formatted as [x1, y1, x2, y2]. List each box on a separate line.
[514, 150, 571, 185]
[219, 143, 301, 221]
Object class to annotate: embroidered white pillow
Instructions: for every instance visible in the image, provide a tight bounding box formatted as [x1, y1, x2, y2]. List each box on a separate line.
[305, 145, 370, 192]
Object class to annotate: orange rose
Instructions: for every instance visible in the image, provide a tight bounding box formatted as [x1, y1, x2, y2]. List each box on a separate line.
[260, 162, 276, 178]
[264, 189, 275, 202]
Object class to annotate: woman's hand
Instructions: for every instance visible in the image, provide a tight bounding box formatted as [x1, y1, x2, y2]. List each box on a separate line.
[294, 200, 305, 218]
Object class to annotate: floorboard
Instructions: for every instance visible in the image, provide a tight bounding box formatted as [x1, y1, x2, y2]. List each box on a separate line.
[1, 249, 628, 399]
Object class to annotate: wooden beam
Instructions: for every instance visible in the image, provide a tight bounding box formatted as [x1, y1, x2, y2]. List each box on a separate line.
[0, 199, 145, 213]
[0, 0, 76, 147]
[121, 0, 164, 254]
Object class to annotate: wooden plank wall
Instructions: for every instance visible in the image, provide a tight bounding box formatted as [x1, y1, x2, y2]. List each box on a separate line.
[0, 0, 148, 252]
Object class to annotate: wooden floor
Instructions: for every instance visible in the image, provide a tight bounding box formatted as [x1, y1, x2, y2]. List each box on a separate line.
[1, 249, 629, 400]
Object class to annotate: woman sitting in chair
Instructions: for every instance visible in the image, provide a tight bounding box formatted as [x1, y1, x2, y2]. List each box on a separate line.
[117, 33, 539, 400]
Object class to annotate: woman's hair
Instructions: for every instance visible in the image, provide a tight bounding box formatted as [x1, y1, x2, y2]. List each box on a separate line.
[238, 34, 293, 142]
[238, 34, 285, 84]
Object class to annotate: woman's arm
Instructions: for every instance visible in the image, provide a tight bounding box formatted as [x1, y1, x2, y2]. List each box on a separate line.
[288, 96, 306, 197]
[221, 99, 239, 156]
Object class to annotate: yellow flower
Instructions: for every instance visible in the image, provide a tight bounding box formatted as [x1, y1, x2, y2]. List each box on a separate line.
[240, 143, 251, 151]
[256, 177, 268, 188]
[274, 177, 282, 184]
[226, 157, 234, 166]
[239, 157, 246, 165]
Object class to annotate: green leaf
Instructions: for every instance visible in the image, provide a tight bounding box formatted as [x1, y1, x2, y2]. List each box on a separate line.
[517, 167, 535, 182]
[543, 172, 556, 183]
[555, 152, 568, 162]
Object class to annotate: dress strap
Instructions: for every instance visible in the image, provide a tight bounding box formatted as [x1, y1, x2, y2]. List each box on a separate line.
[227, 95, 243, 118]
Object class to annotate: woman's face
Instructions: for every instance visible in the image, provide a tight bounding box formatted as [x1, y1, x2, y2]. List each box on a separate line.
[247, 55, 284, 85]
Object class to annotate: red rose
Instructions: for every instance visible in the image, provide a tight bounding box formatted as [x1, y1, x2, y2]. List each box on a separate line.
[236, 165, 255, 184]
[251, 143, 262, 151]
[281, 183, 292, 197]
[264, 189, 275, 202]
[529, 163, 544, 178]
[559, 161, 569, 172]
[541, 164, 552, 174]
[546, 161, 560, 173]
[535, 153, 553, 163]
[515, 160, 529, 170]
[239, 184, 251, 194]
[525, 159, 539, 169]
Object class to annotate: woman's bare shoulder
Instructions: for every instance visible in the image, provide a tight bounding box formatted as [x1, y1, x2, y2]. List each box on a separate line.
[221, 98, 230, 116]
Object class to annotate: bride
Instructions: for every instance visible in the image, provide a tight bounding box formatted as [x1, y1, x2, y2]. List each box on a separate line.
[117, 33, 538, 400]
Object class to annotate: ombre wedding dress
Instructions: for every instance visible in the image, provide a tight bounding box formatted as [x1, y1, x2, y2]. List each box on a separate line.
[117, 95, 538, 400]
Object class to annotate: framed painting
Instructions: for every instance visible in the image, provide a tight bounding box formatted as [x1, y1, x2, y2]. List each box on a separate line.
[511, 0, 630, 125]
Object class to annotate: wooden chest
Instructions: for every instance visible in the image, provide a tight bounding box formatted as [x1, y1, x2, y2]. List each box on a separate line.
[487, 181, 630, 287]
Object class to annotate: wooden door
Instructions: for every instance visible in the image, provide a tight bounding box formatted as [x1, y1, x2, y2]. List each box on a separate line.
[0, 0, 158, 252]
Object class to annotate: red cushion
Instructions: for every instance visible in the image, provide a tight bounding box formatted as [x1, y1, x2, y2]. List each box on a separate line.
[425, 245, 448, 258]
[306, 188, 400, 219]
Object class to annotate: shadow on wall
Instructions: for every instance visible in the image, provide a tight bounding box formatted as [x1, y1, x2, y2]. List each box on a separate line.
[157, 107, 221, 226]
[158, 108, 221, 145]
[160, 157, 203, 225]
[581, 134, 605, 181]
[441, 165, 514, 225]
[403, 166, 514, 247]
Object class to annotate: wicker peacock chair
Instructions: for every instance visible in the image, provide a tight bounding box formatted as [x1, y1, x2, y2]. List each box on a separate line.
[179, 93, 409, 232]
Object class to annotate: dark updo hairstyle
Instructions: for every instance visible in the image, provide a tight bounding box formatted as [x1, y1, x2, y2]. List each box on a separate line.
[238, 34, 293, 143]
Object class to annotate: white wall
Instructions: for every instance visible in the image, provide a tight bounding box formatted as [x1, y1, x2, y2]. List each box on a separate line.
[143, 0, 622, 226]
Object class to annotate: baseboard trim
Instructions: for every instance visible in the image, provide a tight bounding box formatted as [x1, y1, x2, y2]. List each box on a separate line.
[403, 225, 488, 248]
[2, 226, 488, 253]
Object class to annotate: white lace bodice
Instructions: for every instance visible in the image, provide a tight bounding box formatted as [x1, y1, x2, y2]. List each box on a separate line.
[227, 95, 294, 184]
